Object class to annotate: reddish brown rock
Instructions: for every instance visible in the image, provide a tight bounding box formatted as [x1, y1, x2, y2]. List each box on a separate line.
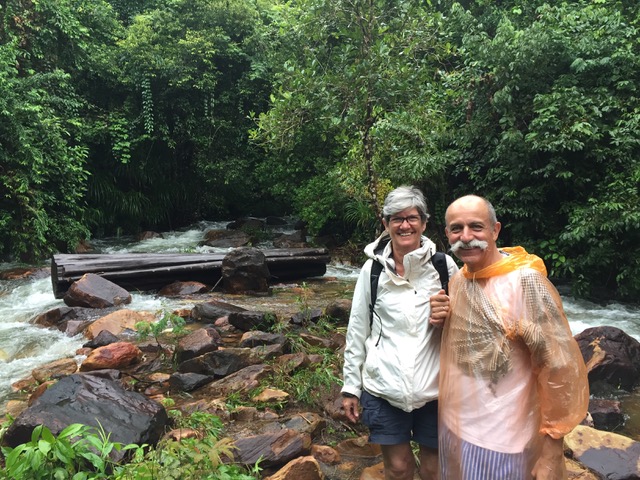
[80, 342, 142, 371]
[311, 444, 341, 465]
[264, 455, 323, 480]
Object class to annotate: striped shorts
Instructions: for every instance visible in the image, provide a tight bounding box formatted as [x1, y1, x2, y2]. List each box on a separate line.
[440, 425, 529, 480]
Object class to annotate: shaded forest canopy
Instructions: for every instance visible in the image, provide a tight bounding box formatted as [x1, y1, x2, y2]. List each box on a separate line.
[0, 0, 639, 301]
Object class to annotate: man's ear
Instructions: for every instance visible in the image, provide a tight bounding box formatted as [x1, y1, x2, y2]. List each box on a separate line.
[492, 221, 502, 241]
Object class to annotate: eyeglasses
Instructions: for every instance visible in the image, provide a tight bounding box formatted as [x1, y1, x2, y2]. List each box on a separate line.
[389, 215, 422, 226]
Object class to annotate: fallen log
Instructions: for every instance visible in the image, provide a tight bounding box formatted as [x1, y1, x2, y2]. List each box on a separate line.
[51, 248, 331, 299]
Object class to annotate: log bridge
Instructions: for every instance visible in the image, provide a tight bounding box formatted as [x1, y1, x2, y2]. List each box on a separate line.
[51, 248, 331, 299]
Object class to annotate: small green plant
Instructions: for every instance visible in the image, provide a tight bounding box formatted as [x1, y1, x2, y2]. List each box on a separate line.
[1, 423, 122, 479]
[294, 282, 313, 323]
[135, 310, 186, 349]
[266, 353, 342, 409]
[114, 412, 258, 480]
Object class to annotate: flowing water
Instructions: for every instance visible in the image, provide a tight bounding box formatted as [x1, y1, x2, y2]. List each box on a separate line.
[1, 222, 639, 440]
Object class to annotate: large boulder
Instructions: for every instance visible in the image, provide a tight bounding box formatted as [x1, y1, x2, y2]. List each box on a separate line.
[575, 326, 640, 394]
[2, 373, 168, 460]
[565, 425, 640, 480]
[222, 247, 270, 295]
[63, 273, 132, 309]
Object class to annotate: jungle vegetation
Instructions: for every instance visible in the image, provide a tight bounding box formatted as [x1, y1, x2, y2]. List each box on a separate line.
[1, 0, 638, 301]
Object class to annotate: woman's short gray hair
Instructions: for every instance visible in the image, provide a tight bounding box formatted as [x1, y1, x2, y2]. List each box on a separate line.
[382, 185, 430, 222]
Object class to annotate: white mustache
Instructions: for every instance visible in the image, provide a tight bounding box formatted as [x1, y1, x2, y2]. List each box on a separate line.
[450, 239, 489, 253]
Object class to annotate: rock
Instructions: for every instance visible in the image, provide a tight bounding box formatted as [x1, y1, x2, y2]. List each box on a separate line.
[299, 333, 341, 350]
[276, 353, 312, 374]
[565, 457, 600, 479]
[198, 364, 271, 397]
[283, 413, 326, 437]
[1, 373, 168, 461]
[83, 330, 120, 348]
[135, 231, 163, 241]
[290, 308, 324, 326]
[264, 455, 324, 480]
[0, 267, 50, 280]
[168, 372, 214, 392]
[222, 247, 270, 295]
[33, 306, 77, 330]
[273, 231, 308, 249]
[178, 347, 256, 377]
[202, 229, 251, 248]
[229, 310, 277, 331]
[80, 342, 142, 371]
[589, 398, 625, 432]
[32, 358, 78, 383]
[191, 300, 247, 322]
[361, 462, 385, 480]
[226, 217, 266, 232]
[63, 273, 132, 309]
[564, 425, 640, 480]
[232, 429, 312, 468]
[575, 326, 640, 393]
[323, 299, 352, 325]
[158, 281, 210, 297]
[239, 331, 287, 349]
[311, 445, 341, 465]
[174, 327, 221, 364]
[335, 436, 382, 458]
[85, 309, 155, 340]
[252, 388, 289, 403]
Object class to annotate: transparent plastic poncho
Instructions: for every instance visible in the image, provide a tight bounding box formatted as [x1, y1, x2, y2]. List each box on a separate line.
[439, 247, 589, 479]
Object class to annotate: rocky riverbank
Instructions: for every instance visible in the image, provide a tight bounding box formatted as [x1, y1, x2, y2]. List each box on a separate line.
[1, 266, 640, 479]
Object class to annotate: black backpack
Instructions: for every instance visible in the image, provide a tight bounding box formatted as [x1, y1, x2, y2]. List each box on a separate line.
[369, 246, 449, 328]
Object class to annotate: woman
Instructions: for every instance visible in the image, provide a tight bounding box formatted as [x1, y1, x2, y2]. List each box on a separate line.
[341, 185, 458, 480]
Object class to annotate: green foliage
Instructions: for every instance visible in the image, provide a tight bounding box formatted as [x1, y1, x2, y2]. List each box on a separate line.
[135, 311, 187, 350]
[0, 414, 259, 480]
[434, 0, 640, 300]
[1, 423, 121, 479]
[253, 0, 450, 238]
[114, 413, 258, 480]
[267, 351, 342, 409]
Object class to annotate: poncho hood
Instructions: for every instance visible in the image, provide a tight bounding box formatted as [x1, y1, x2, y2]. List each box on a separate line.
[460, 246, 547, 279]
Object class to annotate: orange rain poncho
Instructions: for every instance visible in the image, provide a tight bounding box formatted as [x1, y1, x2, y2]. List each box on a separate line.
[439, 247, 589, 479]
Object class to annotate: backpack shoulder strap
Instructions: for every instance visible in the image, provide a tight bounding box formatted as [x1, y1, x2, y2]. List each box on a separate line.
[432, 251, 449, 294]
[369, 259, 383, 328]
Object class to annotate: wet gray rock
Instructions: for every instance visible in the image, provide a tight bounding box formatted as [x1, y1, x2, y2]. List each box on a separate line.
[229, 310, 277, 331]
[63, 273, 132, 309]
[575, 326, 640, 393]
[222, 247, 270, 295]
[232, 429, 312, 468]
[174, 327, 221, 364]
[2, 373, 168, 461]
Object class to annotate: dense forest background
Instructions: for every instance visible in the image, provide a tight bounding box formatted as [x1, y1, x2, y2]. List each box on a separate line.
[1, 0, 638, 301]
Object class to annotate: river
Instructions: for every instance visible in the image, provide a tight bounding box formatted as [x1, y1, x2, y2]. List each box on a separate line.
[1, 221, 639, 439]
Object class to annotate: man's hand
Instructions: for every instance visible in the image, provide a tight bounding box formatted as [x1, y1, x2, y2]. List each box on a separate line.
[342, 396, 360, 423]
[531, 435, 565, 479]
[429, 289, 450, 326]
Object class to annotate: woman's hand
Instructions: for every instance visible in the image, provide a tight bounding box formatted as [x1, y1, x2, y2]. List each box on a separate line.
[429, 289, 450, 327]
[342, 395, 360, 423]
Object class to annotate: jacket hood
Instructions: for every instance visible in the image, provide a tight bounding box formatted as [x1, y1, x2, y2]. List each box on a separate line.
[364, 231, 437, 269]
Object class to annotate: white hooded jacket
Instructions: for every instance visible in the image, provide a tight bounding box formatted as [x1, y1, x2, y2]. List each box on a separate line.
[342, 232, 459, 412]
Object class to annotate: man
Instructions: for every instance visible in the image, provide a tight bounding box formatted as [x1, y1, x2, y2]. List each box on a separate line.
[435, 195, 589, 479]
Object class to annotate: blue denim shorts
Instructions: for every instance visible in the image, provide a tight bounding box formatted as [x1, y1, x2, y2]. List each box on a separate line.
[360, 390, 438, 448]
